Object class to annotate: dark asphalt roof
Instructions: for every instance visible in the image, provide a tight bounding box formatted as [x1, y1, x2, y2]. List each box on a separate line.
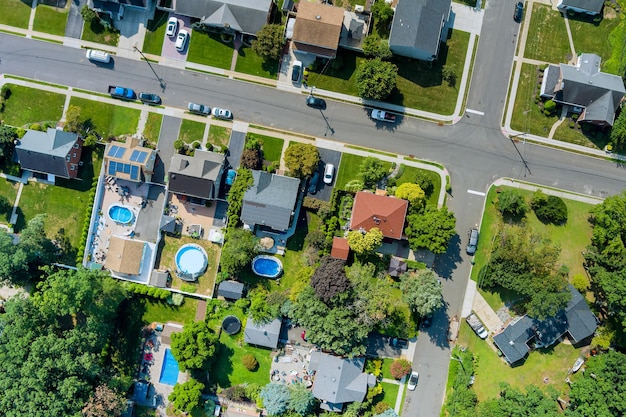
[559, 0, 604, 13]
[15, 128, 80, 178]
[217, 280, 244, 300]
[244, 316, 282, 348]
[169, 151, 224, 199]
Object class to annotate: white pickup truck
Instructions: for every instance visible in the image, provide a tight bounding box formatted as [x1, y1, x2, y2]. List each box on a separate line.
[467, 313, 489, 339]
[371, 109, 396, 122]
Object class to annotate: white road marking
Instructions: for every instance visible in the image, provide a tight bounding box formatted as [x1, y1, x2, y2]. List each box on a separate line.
[466, 109, 485, 116]
[467, 189, 486, 196]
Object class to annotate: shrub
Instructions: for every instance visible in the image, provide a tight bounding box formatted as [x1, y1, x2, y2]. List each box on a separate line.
[389, 359, 412, 379]
[192, 141, 201, 149]
[345, 180, 364, 192]
[496, 189, 528, 217]
[374, 402, 391, 415]
[572, 273, 589, 293]
[544, 99, 556, 114]
[168, 293, 184, 306]
[533, 194, 568, 224]
[365, 358, 383, 377]
[241, 148, 261, 170]
[245, 136, 261, 150]
[242, 354, 259, 371]
[180, 283, 196, 293]
[406, 260, 426, 270]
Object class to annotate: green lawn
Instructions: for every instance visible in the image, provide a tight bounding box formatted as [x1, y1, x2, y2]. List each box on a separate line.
[552, 121, 610, 150]
[334, 153, 392, 190]
[142, 112, 163, 145]
[394, 165, 441, 207]
[69, 97, 140, 137]
[81, 18, 119, 46]
[309, 50, 363, 96]
[524, 4, 571, 63]
[247, 133, 283, 162]
[0, 178, 19, 224]
[140, 297, 199, 326]
[188, 32, 235, 70]
[142, 9, 168, 55]
[510, 63, 558, 136]
[569, 12, 621, 72]
[208, 125, 231, 150]
[379, 382, 400, 409]
[235, 46, 279, 79]
[381, 358, 395, 379]
[457, 322, 581, 401]
[471, 185, 594, 311]
[178, 119, 206, 145]
[33, 4, 68, 36]
[1, 84, 65, 127]
[0, 0, 31, 28]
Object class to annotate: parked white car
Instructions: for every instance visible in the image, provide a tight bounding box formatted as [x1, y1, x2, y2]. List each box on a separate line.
[213, 108, 232, 120]
[175, 29, 189, 51]
[407, 371, 419, 391]
[166, 17, 178, 37]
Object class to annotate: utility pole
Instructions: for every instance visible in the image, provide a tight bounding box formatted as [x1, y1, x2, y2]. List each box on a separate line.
[509, 133, 532, 177]
[133, 45, 165, 90]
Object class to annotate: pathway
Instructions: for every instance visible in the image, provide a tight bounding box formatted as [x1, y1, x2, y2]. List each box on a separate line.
[195, 299, 207, 321]
[381, 377, 407, 415]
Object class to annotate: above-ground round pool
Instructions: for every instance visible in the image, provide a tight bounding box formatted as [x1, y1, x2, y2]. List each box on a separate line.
[108, 204, 134, 225]
[222, 315, 242, 335]
[175, 244, 208, 281]
[252, 255, 283, 279]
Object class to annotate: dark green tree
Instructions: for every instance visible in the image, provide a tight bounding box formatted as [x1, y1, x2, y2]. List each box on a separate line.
[478, 384, 560, 417]
[0, 125, 17, 163]
[610, 110, 626, 148]
[289, 383, 317, 416]
[362, 35, 392, 59]
[170, 321, 219, 371]
[251, 24, 286, 61]
[226, 168, 253, 231]
[496, 189, 528, 217]
[260, 383, 291, 416]
[169, 379, 204, 414]
[355, 58, 398, 100]
[405, 206, 456, 254]
[359, 156, 387, 188]
[531, 191, 568, 224]
[400, 269, 444, 317]
[220, 228, 257, 275]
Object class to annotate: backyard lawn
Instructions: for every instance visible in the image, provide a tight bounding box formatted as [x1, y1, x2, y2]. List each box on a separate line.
[510, 63, 558, 136]
[235, 46, 279, 79]
[187, 32, 235, 70]
[33, 4, 68, 36]
[142, 9, 168, 56]
[0, 0, 31, 28]
[156, 235, 219, 297]
[208, 124, 231, 150]
[524, 4, 571, 63]
[142, 112, 163, 145]
[0, 84, 66, 127]
[0, 178, 19, 224]
[69, 97, 140, 138]
[178, 119, 206, 145]
[140, 297, 199, 326]
[569, 12, 621, 69]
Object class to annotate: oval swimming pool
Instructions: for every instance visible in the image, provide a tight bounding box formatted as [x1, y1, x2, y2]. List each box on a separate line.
[175, 244, 208, 281]
[108, 204, 134, 224]
[252, 255, 283, 278]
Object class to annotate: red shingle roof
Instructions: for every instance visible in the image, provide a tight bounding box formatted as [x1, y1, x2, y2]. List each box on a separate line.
[350, 192, 408, 240]
[330, 237, 350, 260]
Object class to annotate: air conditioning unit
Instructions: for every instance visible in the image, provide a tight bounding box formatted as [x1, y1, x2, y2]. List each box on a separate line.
[355, 4, 364, 12]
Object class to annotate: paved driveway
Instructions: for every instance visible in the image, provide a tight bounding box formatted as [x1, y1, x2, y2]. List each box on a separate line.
[309, 148, 341, 202]
[65, 0, 86, 39]
[156, 116, 182, 177]
[161, 15, 191, 60]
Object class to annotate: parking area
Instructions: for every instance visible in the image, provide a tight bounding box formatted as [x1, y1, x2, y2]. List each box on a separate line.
[161, 14, 192, 59]
[308, 148, 341, 202]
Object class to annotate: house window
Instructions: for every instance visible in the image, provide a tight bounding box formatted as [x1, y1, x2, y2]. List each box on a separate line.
[66, 155, 70, 162]
[70, 165, 76, 171]
[73, 143, 79, 149]
[72, 153, 77, 157]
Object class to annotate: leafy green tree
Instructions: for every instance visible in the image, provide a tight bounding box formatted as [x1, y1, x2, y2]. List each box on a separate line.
[371, 0, 394, 34]
[347, 228, 383, 255]
[395, 182, 426, 213]
[400, 269, 443, 317]
[362, 35, 392, 59]
[0, 125, 17, 163]
[289, 383, 316, 416]
[80, 5, 97, 22]
[310, 256, 350, 302]
[249, 287, 279, 325]
[260, 383, 291, 416]
[414, 171, 434, 197]
[531, 191, 568, 224]
[405, 206, 456, 254]
[284, 143, 319, 178]
[169, 380, 204, 414]
[251, 24, 286, 61]
[64, 105, 84, 134]
[359, 156, 387, 188]
[478, 384, 560, 417]
[610, 109, 626, 147]
[220, 228, 257, 275]
[81, 384, 126, 417]
[226, 168, 253, 231]
[496, 189, 528, 217]
[355, 58, 398, 100]
[170, 321, 219, 371]
[346, 261, 395, 325]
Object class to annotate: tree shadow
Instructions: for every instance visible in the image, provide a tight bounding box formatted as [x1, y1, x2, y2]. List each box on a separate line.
[209, 339, 234, 389]
[109, 298, 148, 382]
[316, 52, 359, 81]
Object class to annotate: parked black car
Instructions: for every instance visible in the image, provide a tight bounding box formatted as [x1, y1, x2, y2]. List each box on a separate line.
[514, 1, 524, 22]
[308, 171, 320, 194]
[306, 95, 327, 110]
[139, 92, 161, 105]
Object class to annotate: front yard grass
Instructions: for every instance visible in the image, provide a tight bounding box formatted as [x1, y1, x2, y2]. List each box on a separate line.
[81, 18, 119, 46]
[187, 32, 234, 70]
[208, 125, 231, 150]
[178, 119, 205, 145]
[456, 321, 581, 401]
[0, 178, 19, 224]
[0, 84, 65, 127]
[33, 4, 68, 36]
[142, 112, 163, 145]
[142, 9, 168, 56]
[524, 4, 571, 63]
[69, 97, 140, 137]
[309, 50, 363, 96]
[395, 165, 441, 207]
[235, 46, 279, 79]
[248, 133, 283, 162]
[335, 153, 392, 190]
[510, 63, 558, 136]
[156, 235, 219, 297]
[552, 121, 610, 150]
[0, 0, 31, 28]
[379, 382, 400, 409]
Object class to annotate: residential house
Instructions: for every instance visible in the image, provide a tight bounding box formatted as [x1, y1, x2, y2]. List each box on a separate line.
[557, 0, 604, 15]
[217, 280, 245, 300]
[168, 151, 225, 203]
[330, 237, 350, 260]
[15, 128, 83, 181]
[389, 0, 451, 61]
[243, 316, 282, 349]
[91, 0, 150, 21]
[349, 192, 408, 240]
[292, 1, 344, 59]
[240, 170, 300, 232]
[540, 53, 625, 126]
[309, 352, 376, 412]
[105, 236, 147, 276]
[493, 285, 598, 365]
[156, 0, 273, 36]
[104, 138, 157, 183]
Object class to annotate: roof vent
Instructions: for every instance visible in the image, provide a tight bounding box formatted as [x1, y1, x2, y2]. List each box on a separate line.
[316, 15, 321, 19]
[509, 340, 514, 345]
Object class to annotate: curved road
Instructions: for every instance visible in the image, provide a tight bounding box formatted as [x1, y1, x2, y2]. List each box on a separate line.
[0, 1, 624, 414]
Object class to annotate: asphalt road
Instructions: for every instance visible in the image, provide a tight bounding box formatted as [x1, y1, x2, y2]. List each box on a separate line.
[0, 11, 624, 415]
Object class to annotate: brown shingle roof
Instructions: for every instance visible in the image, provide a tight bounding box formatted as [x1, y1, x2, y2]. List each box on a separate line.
[331, 237, 350, 260]
[350, 192, 408, 240]
[293, 2, 344, 52]
[105, 236, 145, 275]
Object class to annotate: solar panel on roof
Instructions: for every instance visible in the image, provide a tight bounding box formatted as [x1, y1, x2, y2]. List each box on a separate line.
[108, 161, 117, 175]
[115, 147, 126, 158]
[135, 151, 148, 163]
[123, 163, 131, 174]
[130, 150, 140, 162]
[108, 145, 120, 157]
[130, 165, 139, 180]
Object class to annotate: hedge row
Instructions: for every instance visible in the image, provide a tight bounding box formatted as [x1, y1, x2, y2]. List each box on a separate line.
[76, 177, 99, 265]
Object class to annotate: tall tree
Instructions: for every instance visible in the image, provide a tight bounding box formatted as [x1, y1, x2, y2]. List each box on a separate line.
[405, 206, 456, 254]
[284, 143, 319, 178]
[169, 379, 204, 414]
[289, 383, 317, 416]
[359, 156, 387, 188]
[251, 24, 286, 61]
[347, 228, 383, 255]
[395, 183, 426, 213]
[220, 228, 257, 275]
[81, 384, 126, 417]
[362, 35, 392, 59]
[310, 256, 349, 302]
[260, 383, 291, 416]
[609, 109, 626, 148]
[478, 384, 560, 417]
[400, 269, 443, 317]
[355, 58, 398, 100]
[0, 125, 17, 163]
[170, 321, 219, 371]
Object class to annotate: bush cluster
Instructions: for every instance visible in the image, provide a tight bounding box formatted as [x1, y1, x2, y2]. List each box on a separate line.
[389, 359, 412, 379]
[241, 354, 259, 371]
[531, 191, 568, 224]
[76, 178, 99, 265]
[303, 197, 331, 211]
[126, 283, 169, 300]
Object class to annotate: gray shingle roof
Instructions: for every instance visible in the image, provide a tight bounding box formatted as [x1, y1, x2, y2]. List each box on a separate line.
[169, 151, 224, 199]
[558, 0, 604, 13]
[240, 171, 300, 231]
[15, 128, 79, 178]
[171, 0, 272, 35]
[243, 317, 282, 348]
[493, 316, 535, 364]
[389, 0, 451, 59]
[309, 352, 370, 411]
[217, 280, 245, 300]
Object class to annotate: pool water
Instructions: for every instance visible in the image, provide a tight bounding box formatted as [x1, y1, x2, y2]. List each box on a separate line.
[175, 244, 208, 280]
[252, 256, 283, 278]
[108, 204, 133, 224]
[159, 349, 180, 386]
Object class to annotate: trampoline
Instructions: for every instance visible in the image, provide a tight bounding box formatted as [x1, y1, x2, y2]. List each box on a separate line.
[222, 315, 242, 335]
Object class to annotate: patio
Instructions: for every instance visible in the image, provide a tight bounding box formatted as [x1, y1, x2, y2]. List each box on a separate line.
[168, 194, 217, 239]
[270, 345, 315, 387]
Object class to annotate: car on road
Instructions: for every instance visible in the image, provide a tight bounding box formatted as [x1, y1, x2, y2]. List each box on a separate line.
[188, 102, 210, 115]
[213, 108, 232, 120]
[291, 60, 303, 82]
[308, 171, 320, 194]
[176, 29, 189, 51]
[166, 17, 178, 37]
[407, 371, 419, 391]
[323, 163, 334, 184]
[225, 169, 237, 186]
[138, 92, 161, 105]
[306, 95, 326, 110]
[514, 1, 524, 22]
[466, 228, 479, 255]
[85, 49, 111, 64]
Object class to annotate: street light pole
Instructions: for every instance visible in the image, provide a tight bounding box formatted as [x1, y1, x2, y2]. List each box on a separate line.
[133, 45, 165, 90]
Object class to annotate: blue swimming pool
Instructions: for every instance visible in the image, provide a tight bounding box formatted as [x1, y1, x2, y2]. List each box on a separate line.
[108, 204, 134, 224]
[252, 255, 283, 278]
[159, 349, 180, 386]
[175, 244, 208, 281]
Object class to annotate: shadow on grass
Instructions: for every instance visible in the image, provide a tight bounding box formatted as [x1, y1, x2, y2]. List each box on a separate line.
[321, 52, 359, 81]
[55, 145, 98, 193]
[209, 338, 235, 388]
[565, 11, 603, 26]
[110, 298, 148, 383]
[147, 9, 168, 31]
